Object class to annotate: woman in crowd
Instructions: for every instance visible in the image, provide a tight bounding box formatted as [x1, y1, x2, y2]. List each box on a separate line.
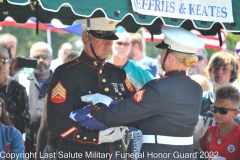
[0, 97, 25, 160]
[0, 44, 30, 134]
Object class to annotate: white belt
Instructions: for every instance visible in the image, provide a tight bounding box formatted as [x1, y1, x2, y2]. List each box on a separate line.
[142, 135, 193, 145]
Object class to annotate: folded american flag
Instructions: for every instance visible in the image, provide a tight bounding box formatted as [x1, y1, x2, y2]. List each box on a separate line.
[69, 101, 137, 131]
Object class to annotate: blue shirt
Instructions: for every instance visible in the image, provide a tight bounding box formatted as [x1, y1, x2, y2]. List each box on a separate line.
[0, 124, 25, 160]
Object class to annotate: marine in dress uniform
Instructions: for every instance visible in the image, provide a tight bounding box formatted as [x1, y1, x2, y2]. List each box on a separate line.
[47, 17, 135, 160]
[83, 26, 205, 160]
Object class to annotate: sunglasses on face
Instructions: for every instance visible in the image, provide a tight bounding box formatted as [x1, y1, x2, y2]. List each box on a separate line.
[116, 42, 130, 47]
[235, 49, 240, 54]
[0, 58, 9, 64]
[197, 55, 204, 61]
[210, 106, 237, 115]
[33, 56, 49, 60]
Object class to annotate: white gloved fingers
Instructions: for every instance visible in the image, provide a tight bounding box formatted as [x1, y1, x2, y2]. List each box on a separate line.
[120, 126, 129, 131]
[81, 93, 112, 106]
[81, 94, 95, 103]
[112, 127, 125, 140]
[100, 127, 114, 136]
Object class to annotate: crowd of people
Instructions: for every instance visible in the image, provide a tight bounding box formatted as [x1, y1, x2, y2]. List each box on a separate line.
[0, 17, 239, 160]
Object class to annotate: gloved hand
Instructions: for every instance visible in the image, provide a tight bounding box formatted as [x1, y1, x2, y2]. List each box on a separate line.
[98, 127, 127, 144]
[81, 93, 112, 106]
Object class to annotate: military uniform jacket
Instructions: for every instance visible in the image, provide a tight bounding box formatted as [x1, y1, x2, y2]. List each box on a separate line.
[91, 71, 203, 160]
[47, 51, 134, 160]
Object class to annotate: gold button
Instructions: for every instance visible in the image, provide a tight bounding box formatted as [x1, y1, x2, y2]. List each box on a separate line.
[76, 59, 78, 61]
[88, 91, 91, 94]
[97, 107, 100, 109]
[93, 138, 96, 142]
[84, 137, 87, 140]
[115, 97, 117, 99]
[119, 92, 122, 95]
[102, 63, 104, 66]
[93, 61, 97, 66]
[76, 135, 80, 138]
[121, 98, 123, 100]
[99, 70, 102, 74]
[102, 79, 106, 83]
[104, 88, 109, 92]
[94, 105, 98, 108]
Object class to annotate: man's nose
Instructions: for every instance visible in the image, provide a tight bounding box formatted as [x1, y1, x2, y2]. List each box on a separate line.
[217, 68, 222, 74]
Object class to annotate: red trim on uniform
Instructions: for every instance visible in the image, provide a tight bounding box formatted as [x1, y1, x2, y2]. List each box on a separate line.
[61, 126, 98, 145]
[72, 128, 98, 145]
[105, 63, 124, 69]
[83, 51, 105, 63]
[82, 60, 101, 70]
[165, 70, 185, 74]
[60, 126, 77, 138]
[98, 67, 104, 93]
[66, 61, 81, 68]
[155, 76, 169, 81]
[133, 89, 146, 102]
[50, 81, 67, 104]
[92, 105, 105, 112]
[124, 78, 134, 92]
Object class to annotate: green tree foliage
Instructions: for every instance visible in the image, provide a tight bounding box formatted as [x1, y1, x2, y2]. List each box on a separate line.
[0, 26, 80, 58]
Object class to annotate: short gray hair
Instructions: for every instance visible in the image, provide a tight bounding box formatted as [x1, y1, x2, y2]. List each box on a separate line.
[30, 42, 52, 56]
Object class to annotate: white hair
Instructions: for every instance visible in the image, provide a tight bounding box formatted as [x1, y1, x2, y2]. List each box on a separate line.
[30, 42, 52, 56]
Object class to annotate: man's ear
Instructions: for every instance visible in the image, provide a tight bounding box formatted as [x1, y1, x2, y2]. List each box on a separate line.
[168, 52, 174, 62]
[82, 35, 88, 45]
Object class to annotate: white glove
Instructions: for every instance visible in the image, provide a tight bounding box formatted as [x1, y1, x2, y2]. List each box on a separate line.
[98, 127, 127, 144]
[81, 93, 112, 106]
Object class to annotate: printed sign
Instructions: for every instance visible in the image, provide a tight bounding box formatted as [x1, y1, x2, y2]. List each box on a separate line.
[131, 0, 233, 22]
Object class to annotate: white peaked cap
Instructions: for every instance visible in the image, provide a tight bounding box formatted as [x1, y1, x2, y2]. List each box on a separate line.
[77, 17, 118, 31]
[156, 26, 205, 54]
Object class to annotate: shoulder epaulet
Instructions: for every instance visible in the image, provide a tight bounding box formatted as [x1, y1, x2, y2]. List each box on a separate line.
[65, 58, 81, 68]
[155, 76, 169, 81]
[105, 62, 123, 70]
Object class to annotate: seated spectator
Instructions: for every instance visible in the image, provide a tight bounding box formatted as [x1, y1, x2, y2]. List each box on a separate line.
[200, 85, 240, 159]
[0, 98, 25, 160]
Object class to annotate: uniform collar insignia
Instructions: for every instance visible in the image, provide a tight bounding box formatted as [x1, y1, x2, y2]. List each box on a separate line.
[81, 51, 105, 69]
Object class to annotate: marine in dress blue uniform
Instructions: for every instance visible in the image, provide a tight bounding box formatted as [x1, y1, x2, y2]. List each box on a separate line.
[47, 18, 135, 160]
[83, 26, 205, 160]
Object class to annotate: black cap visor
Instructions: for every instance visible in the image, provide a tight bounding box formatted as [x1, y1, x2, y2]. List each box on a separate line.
[197, 55, 204, 61]
[88, 30, 119, 40]
[155, 41, 170, 49]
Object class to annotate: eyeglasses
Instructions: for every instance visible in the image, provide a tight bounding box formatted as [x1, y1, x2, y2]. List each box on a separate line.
[116, 42, 131, 47]
[0, 58, 9, 64]
[33, 56, 50, 60]
[210, 106, 237, 115]
[197, 55, 204, 61]
[235, 49, 240, 54]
